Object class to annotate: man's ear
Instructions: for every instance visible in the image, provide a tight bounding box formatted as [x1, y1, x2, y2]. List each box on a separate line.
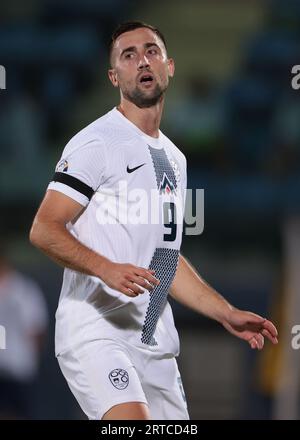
[167, 58, 175, 78]
[108, 68, 119, 87]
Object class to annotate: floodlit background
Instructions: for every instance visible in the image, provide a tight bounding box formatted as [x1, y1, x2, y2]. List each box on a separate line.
[0, 0, 300, 420]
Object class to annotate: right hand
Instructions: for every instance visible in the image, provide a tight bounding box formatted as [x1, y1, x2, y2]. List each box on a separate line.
[98, 260, 160, 297]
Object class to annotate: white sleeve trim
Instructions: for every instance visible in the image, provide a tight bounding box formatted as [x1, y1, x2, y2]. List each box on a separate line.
[47, 181, 89, 207]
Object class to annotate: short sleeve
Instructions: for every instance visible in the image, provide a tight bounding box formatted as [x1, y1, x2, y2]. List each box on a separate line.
[48, 139, 106, 206]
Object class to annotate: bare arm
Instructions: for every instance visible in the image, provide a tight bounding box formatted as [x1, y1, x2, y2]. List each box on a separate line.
[30, 190, 108, 276]
[169, 254, 278, 349]
[30, 190, 159, 297]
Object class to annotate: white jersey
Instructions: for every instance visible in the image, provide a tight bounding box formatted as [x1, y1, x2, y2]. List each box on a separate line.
[48, 107, 187, 357]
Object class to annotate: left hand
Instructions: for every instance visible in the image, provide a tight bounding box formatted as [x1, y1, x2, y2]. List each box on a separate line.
[222, 309, 278, 350]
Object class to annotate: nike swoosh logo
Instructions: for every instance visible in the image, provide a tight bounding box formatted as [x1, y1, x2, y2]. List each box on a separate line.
[127, 163, 146, 173]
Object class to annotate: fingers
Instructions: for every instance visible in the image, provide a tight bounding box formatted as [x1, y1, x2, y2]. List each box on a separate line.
[262, 319, 278, 339]
[255, 333, 264, 350]
[124, 272, 159, 294]
[120, 266, 160, 297]
[120, 286, 140, 298]
[249, 333, 264, 350]
[249, 337, 258, 349]
[262, 328, 278, 344]
[136, 268, 160, 287]
[129, 275, 156, 292]
[248, 327, 278, 350]
[245, 312, 266, 325]
[245, 314, 278, 347]
[124, 280, 145, 295]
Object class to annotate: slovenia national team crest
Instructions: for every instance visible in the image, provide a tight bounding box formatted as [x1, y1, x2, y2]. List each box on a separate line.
[109, 368, 129, 390]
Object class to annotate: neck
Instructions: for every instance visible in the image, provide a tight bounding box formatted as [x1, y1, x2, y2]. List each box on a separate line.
[117, 96, 164, 138]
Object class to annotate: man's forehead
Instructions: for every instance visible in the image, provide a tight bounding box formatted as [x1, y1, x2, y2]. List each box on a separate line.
[114, 28, 164, 53]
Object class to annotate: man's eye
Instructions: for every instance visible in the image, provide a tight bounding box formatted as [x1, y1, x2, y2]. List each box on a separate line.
[148, 49, 158, 55]
[125, 53, 134, 59]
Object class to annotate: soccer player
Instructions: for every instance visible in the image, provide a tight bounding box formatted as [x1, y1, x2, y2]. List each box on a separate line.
[30, 21, 278, 420]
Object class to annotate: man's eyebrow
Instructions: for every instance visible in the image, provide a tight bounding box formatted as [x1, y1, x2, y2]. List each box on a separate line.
[144, 42, 160, 50]
[120, 42, 161, 57]
[120, 46, 136, 57]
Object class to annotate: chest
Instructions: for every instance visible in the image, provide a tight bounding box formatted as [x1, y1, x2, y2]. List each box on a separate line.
[102, 142, 182, 194]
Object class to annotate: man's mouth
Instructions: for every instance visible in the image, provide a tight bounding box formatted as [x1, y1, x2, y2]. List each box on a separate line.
[139, 74, 154, 84]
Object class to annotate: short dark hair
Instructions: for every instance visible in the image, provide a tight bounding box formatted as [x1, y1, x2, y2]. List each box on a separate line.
[109, 21, 167, 65]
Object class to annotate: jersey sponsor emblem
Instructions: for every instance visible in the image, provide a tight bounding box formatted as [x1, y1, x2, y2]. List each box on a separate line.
[56, 159, 69, 172]
[109, 368, 129, 390]
[127, 163, 145, 173]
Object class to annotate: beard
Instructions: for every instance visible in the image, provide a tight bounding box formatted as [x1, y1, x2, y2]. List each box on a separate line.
[123, 81, 166, 108]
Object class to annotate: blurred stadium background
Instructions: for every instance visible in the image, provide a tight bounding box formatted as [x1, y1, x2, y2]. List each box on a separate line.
[0, 0, 300, 419]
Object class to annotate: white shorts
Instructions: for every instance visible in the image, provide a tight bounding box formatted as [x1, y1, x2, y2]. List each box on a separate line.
[57, 338, 189, 420]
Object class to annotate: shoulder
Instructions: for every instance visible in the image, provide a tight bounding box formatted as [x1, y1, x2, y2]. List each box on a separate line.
[64, 115, 109, 155]
[63, 108, 118, 156]
[62, 108, 133, 158]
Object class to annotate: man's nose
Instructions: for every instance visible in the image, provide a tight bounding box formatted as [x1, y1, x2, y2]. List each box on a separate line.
[137, 54, 150, 70]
